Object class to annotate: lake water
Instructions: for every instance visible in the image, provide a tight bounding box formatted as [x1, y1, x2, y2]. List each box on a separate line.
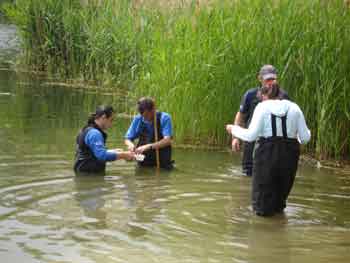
[0, 23, 349, 263]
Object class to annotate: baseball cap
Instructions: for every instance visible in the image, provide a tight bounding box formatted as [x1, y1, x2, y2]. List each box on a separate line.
[259, 65, 277, 80]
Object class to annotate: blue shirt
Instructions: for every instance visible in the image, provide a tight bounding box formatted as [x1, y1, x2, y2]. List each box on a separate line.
[239, 87, 259, 114]
[125, 112, 173, 141]
[84, 128, 117, 162]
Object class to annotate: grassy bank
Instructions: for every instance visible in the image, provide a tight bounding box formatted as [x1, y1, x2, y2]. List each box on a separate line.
[2, 0, 350, 160]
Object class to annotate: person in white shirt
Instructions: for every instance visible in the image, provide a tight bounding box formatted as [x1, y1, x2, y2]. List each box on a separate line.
[226, 84, 311, 216]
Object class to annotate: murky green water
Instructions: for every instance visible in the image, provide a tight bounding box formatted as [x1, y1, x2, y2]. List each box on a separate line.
[0, 24, 350, 263]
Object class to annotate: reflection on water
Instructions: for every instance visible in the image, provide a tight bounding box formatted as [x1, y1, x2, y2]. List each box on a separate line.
[0, 23, 19, 65]
[0, 24, 350, 263]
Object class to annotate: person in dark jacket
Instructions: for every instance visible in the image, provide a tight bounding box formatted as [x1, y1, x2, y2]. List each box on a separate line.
[74, 105, 135, 174]
[231, 65, 289, 176]
[124, 97, 174, 170]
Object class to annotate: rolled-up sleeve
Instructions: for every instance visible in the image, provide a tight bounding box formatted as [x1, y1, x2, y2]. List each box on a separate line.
[161, 114, 173, 137]
[85, 129, 117, 161]
[124, 116, 142, 140]
[239, 91, 250, 113]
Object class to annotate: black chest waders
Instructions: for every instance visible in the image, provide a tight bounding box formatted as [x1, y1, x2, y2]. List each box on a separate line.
[137, 112, 174, 170]
[242, 91, 262, 177]
[74, 125, 107, 174]
[242, 89, 289, 177]
[252, 114, 300, 216]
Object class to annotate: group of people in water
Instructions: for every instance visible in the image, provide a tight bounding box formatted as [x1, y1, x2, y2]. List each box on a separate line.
[74, 64, 311, 217]
[74, 97, 174, 173]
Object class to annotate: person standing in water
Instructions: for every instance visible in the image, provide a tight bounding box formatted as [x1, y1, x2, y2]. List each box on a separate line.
[226, 84, 310, 216]
[124, 97, 174, 169]
[74, 105, 135, 174]
[231, 65, 289, 176]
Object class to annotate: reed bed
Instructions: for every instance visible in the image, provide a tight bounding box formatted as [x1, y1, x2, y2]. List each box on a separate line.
[3, 0, 138, 84]
[3, 0, 350, 159]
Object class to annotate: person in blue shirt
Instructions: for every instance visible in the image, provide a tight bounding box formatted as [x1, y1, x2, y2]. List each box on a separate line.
[124, 97, 174, 169]
[231, 65, 289, 177]
[74, 105, 135, 174]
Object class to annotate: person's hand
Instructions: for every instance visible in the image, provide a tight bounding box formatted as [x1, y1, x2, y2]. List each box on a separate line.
[135, 144, 152, 154]
[127, 144, 136, 152]
[232, 138, 241, 152]
[123, 151, 135, 161]
[226, 124, 234, 134]
[111, 148, 123, 153]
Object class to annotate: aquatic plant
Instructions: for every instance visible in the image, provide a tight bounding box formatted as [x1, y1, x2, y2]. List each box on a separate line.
[2, 0, 138, 84]
[135, 0, 350, 160]
[2, 0, 350, 159]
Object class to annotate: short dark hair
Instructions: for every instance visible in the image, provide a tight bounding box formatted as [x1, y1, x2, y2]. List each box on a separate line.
[261, 83, 280, 99]
[137, 97, 155, 114]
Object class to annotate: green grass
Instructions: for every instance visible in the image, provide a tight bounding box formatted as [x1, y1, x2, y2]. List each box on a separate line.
[2, 0, 350, 160]
[2, 0, 138, 84]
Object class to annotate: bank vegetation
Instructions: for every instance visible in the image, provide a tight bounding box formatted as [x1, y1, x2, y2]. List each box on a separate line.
[2, 0, 350, 160]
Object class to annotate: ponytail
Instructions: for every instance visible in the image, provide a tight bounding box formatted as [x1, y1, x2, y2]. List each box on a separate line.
[82, 105, 115, 130]
[86, 113, 97, 126]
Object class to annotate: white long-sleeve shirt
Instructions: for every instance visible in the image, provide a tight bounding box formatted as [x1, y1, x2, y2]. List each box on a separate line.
[230, 99, 311, 144]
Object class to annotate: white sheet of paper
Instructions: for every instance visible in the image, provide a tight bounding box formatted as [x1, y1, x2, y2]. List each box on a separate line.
[135, 154, 145, 161]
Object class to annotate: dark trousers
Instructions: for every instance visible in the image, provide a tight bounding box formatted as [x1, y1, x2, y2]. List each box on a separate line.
[252, 138, 300, 216]
[242, 141, 255, 176]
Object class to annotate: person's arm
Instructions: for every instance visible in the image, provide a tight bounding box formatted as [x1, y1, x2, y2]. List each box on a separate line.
[107, 149, 135, 161]
[230, 103, 265, 142]
[296, 107, 311, 144]
[229, 112, 246, 152]
[135, 113, 173, 154]
[228, 91, 250, 151]
[151, 136, 172, 149]
[124, 139, 136, 152]
[85, 130, 117, 161]
[135, 136, 172, 154]
[124, 116, 141, 152]
[157, 113, 172, 148]
[117, 151, 135, 161]
[234, 111, 246, 127]
[235, 89, 252, 127]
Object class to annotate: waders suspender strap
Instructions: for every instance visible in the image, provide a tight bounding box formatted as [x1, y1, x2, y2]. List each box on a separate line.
[281, 115, 287, 138]
[271, 114, 288, 138]
[271, 114, 277, 137]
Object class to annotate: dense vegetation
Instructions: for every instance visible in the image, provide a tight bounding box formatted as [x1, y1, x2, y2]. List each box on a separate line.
[2, 0, 350, 159]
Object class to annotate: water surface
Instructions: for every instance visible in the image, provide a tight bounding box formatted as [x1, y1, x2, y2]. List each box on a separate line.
[0, 24, 349, 263]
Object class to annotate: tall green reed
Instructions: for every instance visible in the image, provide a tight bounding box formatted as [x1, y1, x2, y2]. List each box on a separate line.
[2, 0, 138, 84]
[3, 0, 350, 159]
[136, 0, 350, 159]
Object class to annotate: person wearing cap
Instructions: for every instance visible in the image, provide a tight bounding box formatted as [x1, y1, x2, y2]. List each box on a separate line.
[124, 97, 174, 170]
[74, 105, 135, 174]
[226, 83, 310, 216]
[231, 65, 289, 177]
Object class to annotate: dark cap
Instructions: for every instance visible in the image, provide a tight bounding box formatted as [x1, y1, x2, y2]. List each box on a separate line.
[259, 65, 277, 80]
